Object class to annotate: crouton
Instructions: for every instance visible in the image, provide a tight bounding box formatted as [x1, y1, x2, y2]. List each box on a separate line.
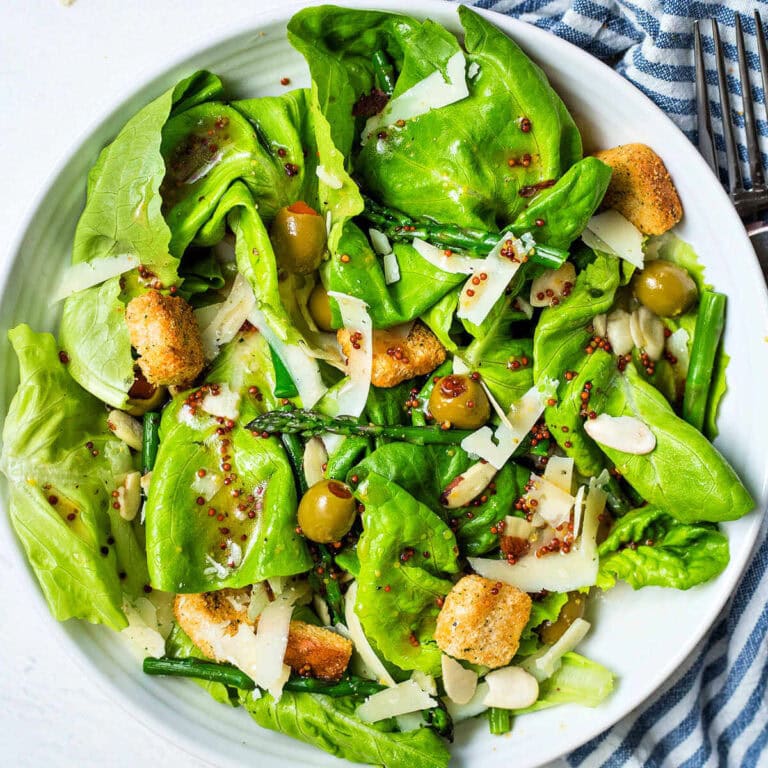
[434, 574, 532, 668]
[125, 290, 205, 387]
[338, 321, 446, 388]
[174, 589, 352, 681]
[593, 143, 683, 235]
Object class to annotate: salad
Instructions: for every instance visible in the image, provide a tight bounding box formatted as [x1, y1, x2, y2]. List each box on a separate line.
[0, 5, 755, 767]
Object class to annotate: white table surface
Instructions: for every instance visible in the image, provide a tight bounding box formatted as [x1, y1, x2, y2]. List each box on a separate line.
[0, 3, 293, 766]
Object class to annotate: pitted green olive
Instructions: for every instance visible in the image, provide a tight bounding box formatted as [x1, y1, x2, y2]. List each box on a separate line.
[297, 479, 356, 543]
[270, 202, 327, 275]
[308, 283, 334, 332]
[632, 260, 697, 317]
[428, 374, 490, 429]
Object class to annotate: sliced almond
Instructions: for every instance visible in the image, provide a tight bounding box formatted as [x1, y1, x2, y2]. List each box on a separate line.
[629, 308, 645, 351]
[583, 413, 656, 454]
[529, 262, 577, 308]
[483, 666, 539, 710]
[593, 313, 607, 338]
[118, 471, 142, 521]
[107, 410, 143, 451]
[441, 461, 497, 509]
[442, 654, 478, 705]
[606, 309, 633, 356]
[304, 437, 328, 488]
[637, 306, 665, 361]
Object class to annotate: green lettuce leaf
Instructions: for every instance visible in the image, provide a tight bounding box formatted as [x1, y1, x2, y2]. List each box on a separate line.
[144, 329, 311, 592]
[516, 591, 570, 657]
[241, 689, 450, 768]
[1, 326, 149, 630]
[354, 472, 459, 674]
[597, 507, 729, 590]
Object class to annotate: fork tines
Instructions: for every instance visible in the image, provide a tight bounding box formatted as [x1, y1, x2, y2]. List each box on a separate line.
[695, 12, 768, 217]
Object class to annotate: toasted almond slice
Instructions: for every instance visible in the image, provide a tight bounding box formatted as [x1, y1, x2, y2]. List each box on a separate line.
[441, 461, 498, 509]
[637, 306, 665, 361]
[304, 437, 328, 488]
[118, 471, 142, 521]
[607, 309, 633, 356]
[442, 654, 478, 705]
[584, 413, 656, 454]
[529, 262, 577, 308]
[107, 410, 143, 451]
[483, 666, 539, 709]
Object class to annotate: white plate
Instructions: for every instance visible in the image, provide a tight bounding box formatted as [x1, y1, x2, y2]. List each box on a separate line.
[0, 2, 766, 767]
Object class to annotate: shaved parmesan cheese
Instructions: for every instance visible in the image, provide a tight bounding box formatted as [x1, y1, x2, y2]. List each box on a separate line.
[607, 309, 633, 356]
[460, 381, 553, 470]
[572, 485, 586, 540]
[467, 61, 481, 79]
[452, 356, 470, 374]
[200, 273, 256, 360]
[50, 253, 140, 304]
[369, 228, 392, 256]
[513, 295, 534, 320]
[362, 51, 469, 144]
[504, 515, 534, 540]
[543, 456, 574, 495]
[412, 238, 479, 274]
[248, 306, 326, 409]
[304, 437, 328, 488]
[107, 410, 143, 451]
[383, 252, 400, 284]
[584, 413, 656, 454]
[357, 680, 437, 722]
[529, 262, 577, 308]
[441, 461, 497, 509]
[200, 383, 240, 421]
[248, 600, 293, 699]
[213, 236, 236, 263]
[442, 655, 478, 705]
[411, 670, 438, 697]
[483, 667, 539, 710]
[525, 473, 575, 529]
[316, 164, 344, 190]
[120, 599, 166, 660]
[468, 476, 606, 593]
[445, 681, 490, 722]
[312, 594, 332, 627]
[395, 713, 425, 732]
[667, 328, 690, 377]
[457, 234, 523, 326]
[583, 210, 644, 269]
[521, 618, 591, 681]
[327, 291, 372, 418]
[345, 581, 396, 687]
[246, 582, 271, 622]
[190, 472, 224, 501]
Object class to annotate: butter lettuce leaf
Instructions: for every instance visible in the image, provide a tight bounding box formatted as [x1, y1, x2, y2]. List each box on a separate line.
[1, 326, 149, 630]
[242, 689, 450, 768]
[354, 472, 459, 675]
[597, 506, 729, 590]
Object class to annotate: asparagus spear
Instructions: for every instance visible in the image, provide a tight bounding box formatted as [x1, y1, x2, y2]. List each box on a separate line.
[488, 707, 512, 735]
[247, 409, 474, 445]
[143, 657, 385, 697]
[682, 291, 726, 432]
[372, 50, 396, 97]
[362, 197, 568, 269]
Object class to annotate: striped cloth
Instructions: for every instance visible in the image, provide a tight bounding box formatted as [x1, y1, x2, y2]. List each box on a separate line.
[459, 2, 768, 766]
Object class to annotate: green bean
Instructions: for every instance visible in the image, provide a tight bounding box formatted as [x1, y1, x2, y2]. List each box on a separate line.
[143, 657, 255, 690]
[372, 50, 396, 97]
[488, 707, 512, 735]
[142, 412, 161, 474]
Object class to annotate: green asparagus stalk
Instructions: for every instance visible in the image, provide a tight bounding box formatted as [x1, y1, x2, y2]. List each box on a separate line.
[362, 197, 568, 269]
[247, 409, 474, 445]
[143, 657, 385, 697]
[488, 707, 512, 735]
[372, 50, 396, 97]
[309, 543, 345, 626]
[142, 412, 161, 474]
[682, 291, 727, 432]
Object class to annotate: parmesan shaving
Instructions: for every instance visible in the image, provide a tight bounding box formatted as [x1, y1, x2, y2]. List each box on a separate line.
[542, 456, 574, 494]
[524, 473, 575, 529]
[583, 210, 645, 269]
[441, 655, 478, 705]
[383, 251, 401, 284]
[199, 273, 256, 360]
[412, 238, 478, 274]
[357, 680, 437, 722]
[521, 618, 591, 681]
[50, 253, 141, 305]
[200, 382, 240, 421]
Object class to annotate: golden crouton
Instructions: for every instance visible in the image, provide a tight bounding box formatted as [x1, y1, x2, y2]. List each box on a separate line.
[125, 290, 204, 387]
[434, 574, 532, 668]
[174, 589, 352, 681]
[338, 321, 446, 388]
[593, 143, 683, 235]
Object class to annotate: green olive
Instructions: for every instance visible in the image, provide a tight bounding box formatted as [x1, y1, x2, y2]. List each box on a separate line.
[270, 203, 327, 275]
[428, 374, 490, 429]
[632, 260, 697, 317]
[308, 283, 334, 332]
[538, 591, 587, 645]
[297, 479, 357, 543]
[125, 369, 167, 416]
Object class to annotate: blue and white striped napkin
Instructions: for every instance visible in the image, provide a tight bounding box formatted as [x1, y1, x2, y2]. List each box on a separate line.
[460, 2, 768, 766]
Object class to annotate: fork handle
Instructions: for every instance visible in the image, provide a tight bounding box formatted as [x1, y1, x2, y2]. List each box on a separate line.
[746, 220, 768, 237]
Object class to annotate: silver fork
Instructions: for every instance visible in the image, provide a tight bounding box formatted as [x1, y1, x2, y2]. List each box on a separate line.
[694, 12, 768, 237]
